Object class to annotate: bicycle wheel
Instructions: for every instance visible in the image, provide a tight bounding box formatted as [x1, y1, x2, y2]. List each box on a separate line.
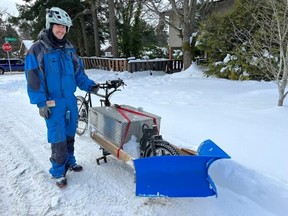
[76, 96, 88, 136]
[144, 140, 179, 157]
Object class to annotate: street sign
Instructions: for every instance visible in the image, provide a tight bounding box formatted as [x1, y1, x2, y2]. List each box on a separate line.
[5, 37, 17, 42]
[2, 43, 12, 73]
[2, 43, 12, 52]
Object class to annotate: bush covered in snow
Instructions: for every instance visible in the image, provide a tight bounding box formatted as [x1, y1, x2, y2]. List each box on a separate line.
[198, 0, 275, 81]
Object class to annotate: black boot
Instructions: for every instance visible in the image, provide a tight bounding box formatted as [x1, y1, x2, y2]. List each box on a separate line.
[69, 164, 83, 172]
[55, 176, 67, 188]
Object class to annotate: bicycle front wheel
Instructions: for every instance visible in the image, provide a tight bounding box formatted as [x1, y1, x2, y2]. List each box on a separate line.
[76, 96, 88, 136]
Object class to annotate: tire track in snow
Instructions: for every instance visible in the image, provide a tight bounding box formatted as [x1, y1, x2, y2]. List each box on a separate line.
[0, 91, 74, 216]
[0, 117, 56, 216]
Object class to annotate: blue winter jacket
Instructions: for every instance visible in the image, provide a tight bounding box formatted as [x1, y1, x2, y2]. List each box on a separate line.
[25, 30, 95, 108]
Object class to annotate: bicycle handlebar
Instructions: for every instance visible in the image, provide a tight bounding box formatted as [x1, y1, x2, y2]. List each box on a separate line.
[99, 79, 126, 90]
[92, 79, 126, 103]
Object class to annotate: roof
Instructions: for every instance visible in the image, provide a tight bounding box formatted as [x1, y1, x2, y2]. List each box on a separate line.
[22, 40, 34, 50]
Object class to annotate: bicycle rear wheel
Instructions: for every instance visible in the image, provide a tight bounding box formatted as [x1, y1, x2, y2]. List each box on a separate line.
[144, 141, 179, 157]
[76, 96, 88, 136]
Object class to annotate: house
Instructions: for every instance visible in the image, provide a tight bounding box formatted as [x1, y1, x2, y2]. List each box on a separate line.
[19, 40, 34, 58]
[102, 45, 113, 57]
[101, 40, 113, 57]
[166, 0, 235, 59]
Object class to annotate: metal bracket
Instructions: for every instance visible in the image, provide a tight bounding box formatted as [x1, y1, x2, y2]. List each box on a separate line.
[96, 148, 111, 165]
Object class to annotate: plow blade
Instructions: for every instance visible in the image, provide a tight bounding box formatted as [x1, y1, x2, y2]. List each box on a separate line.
[133, 139, 230, 197]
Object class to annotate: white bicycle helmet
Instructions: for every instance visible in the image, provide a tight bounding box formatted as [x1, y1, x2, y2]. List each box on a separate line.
[46, 7, 72, 31]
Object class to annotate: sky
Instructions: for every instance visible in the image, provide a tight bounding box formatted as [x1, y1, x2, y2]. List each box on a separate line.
[0, 0, 23, 16]
[0, 64, 287, 215]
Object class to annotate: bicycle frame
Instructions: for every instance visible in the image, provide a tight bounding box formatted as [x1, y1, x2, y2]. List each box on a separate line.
[83, 92, 93, 108]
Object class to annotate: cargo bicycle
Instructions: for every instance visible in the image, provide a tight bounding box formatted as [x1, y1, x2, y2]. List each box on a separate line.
[76, 78, 231, 198]
[76, 79, 179, 159]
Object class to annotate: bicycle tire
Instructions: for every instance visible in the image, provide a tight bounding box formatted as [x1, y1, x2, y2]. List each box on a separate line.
[76, 96, 88, 136]
[144, 140, 179, 157]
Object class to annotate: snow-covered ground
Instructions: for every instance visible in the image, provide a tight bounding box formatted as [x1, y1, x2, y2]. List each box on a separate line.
[0, 64, 287, 216]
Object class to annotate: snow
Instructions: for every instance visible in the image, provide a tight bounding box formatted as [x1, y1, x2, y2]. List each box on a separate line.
[0, 64, 287, 216]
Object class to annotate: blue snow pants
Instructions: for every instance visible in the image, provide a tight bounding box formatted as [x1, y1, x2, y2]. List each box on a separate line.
[45, 95, 78, 178]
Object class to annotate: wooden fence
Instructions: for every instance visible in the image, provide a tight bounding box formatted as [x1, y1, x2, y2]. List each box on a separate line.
[81, 57, 183, 73]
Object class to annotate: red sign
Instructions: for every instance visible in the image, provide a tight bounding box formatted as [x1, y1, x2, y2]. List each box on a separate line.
[2, 43, 12, 52]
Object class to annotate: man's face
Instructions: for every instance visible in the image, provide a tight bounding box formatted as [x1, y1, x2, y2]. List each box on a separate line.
[52, 24, 67, 40]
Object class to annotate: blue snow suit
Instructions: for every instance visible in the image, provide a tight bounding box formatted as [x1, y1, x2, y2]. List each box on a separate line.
[25, 29, 96, 178]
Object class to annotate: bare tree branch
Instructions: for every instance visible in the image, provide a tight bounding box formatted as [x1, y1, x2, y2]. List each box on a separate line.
[232, 0, 288, 106]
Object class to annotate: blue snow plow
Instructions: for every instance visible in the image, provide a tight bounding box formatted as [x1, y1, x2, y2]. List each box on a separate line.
[134, 139, 230, 197]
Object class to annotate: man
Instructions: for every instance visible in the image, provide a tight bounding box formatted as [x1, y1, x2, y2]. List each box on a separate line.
[25, 7, 99, 188]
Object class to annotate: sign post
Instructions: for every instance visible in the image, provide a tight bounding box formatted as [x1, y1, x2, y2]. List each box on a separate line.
[2, 43, 12, 74]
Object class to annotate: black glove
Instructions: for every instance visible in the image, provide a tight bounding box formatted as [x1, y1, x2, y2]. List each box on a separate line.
[91, 84, 100, 94]
[39, 106, 51, 119]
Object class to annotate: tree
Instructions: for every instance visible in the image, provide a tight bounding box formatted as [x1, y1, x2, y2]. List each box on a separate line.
[10, 0, 167, 58]
[145, 0, 213, 70]
[91, 0, 101, 57]
[198, 0, 258, 80]
[130, 1, 143, 57]
[108, 0, 119, 57]
[116, 0, 145, 57]
[80, 0, 104, 57]
[199, 0, 288, 106]
[0, 11, 21, 58]
[79, 14, 90, 56]
[233, 0, 288, 106]
[155, 13, 168, 48]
